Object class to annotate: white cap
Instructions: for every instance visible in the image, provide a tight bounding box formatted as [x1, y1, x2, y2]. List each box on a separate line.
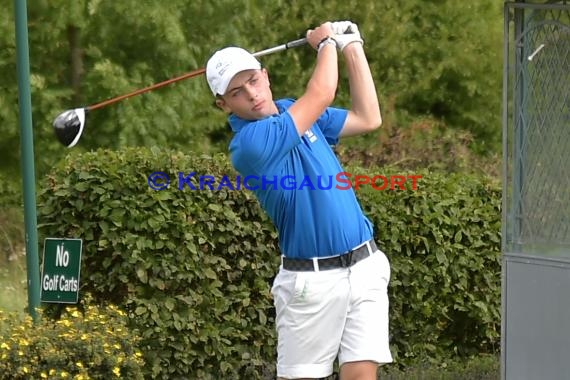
[206, 47, 261, 96]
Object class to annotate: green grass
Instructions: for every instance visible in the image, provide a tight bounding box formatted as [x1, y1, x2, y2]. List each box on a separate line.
[0, 256, 28, 314]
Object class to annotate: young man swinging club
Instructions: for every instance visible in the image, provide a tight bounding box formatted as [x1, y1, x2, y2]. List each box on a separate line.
[206, 20, 393, 380]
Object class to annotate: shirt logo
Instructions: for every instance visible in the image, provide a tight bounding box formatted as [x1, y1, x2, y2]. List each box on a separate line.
[304, 129, 318, 143]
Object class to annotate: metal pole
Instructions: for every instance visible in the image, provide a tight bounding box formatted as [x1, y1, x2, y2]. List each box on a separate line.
[14, 0, 40, 322]
[501, 4, 511, 379]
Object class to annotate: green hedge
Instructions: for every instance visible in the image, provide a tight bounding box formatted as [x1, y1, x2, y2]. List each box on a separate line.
[38, 148, 280, 379]
[37, 147, 501, 378]
[347, 165, 502, 361]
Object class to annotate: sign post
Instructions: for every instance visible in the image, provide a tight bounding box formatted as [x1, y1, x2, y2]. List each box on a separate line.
[14, 0, 41, 322]
[40, 238, 82, 304]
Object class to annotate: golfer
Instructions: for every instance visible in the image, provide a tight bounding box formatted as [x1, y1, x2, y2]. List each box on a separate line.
[206, 21, 392, 380]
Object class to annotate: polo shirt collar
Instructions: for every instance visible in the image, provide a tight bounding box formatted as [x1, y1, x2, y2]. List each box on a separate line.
[228, 114, 250, 133]
[228, 100, 290, 133]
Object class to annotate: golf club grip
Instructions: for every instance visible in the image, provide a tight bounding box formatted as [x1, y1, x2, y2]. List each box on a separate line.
[86, 37, 308, 111]
[286, 38, 308, 49]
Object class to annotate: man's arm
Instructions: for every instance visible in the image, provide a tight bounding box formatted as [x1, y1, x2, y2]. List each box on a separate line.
[288, 22, 339, 136]
[338, 31, 382, 137]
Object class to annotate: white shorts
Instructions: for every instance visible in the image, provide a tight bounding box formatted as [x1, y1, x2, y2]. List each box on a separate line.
[270, 249, 393, 379]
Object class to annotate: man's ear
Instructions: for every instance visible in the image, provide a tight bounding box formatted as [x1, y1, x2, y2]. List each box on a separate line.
[215, 98, 232, 114]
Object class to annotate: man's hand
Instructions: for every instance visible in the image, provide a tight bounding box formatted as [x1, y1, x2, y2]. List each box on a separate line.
[331, 21, 363, 52]
[306, 22, 335, 50]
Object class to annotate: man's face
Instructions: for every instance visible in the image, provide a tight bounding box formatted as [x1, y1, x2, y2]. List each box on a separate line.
[216, 69, 277, 120]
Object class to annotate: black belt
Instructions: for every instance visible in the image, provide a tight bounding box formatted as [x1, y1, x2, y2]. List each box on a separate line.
[282, 240, 378, 272]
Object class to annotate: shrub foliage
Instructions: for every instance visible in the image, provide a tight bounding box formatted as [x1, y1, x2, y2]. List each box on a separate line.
[1, 0, 502, 180]
[37, 148, 501, 378]
[0, 296, 145, 379]
[347, 165, 502, 361]
[38, 148, 280, 379]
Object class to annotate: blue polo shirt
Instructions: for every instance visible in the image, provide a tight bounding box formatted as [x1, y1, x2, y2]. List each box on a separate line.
[228, 98, 373, 259]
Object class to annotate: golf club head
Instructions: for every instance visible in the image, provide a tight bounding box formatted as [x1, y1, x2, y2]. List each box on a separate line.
[53, 108, 86, 148]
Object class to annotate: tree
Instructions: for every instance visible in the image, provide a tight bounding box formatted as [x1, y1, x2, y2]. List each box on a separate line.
[0, 0, 503, 183]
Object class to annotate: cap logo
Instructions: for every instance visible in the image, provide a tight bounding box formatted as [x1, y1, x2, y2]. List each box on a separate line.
[217, 63, 230, 77]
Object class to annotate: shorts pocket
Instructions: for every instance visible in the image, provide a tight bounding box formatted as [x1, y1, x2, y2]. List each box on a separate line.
[271, 270, 307, 312]
[374, 250, 391, 283]
[288, 273, 309, 306]
[352, 251, 391, 293]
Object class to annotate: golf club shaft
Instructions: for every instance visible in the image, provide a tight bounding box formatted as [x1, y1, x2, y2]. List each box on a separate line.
[88, 67, 205, 111]
[88, 37, 307, 112]
[252, 37, 307, 57]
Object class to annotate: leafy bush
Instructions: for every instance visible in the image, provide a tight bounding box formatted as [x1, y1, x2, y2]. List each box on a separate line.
[346, 165, 502, 363]
[0, 296, 145, 379]
[38, 148, 279, 379]
[335, 116, 502, 178]
[37, 147, 501, 377]
[0, 173, 21, 206]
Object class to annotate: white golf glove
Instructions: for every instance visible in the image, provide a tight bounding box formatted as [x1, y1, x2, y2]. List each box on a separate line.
[331, 21, 363, 51]
[330, 21, 353, 35]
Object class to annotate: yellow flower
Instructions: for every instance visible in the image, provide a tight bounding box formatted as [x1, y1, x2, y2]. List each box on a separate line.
[57, 319, 72, 327]
[113, 344, 121, 350]
[80, 334, 89, 341]
[19, 338, 30, 346]
[76, 362, 83, 368]
[0, 342, 9, 350]
[60, 371, 69, 378]
[49, 369, 57, 375]
[112, 367, 121, 377]
[71, 310, 80, 318]
[23, 367, 29, 373]
[41, 372, 48, 379]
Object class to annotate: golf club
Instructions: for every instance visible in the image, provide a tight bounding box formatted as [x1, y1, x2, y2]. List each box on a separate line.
[53, 37, 308, 148]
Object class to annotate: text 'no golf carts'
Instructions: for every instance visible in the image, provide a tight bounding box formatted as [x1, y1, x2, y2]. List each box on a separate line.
[40, 238, 83, 303]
